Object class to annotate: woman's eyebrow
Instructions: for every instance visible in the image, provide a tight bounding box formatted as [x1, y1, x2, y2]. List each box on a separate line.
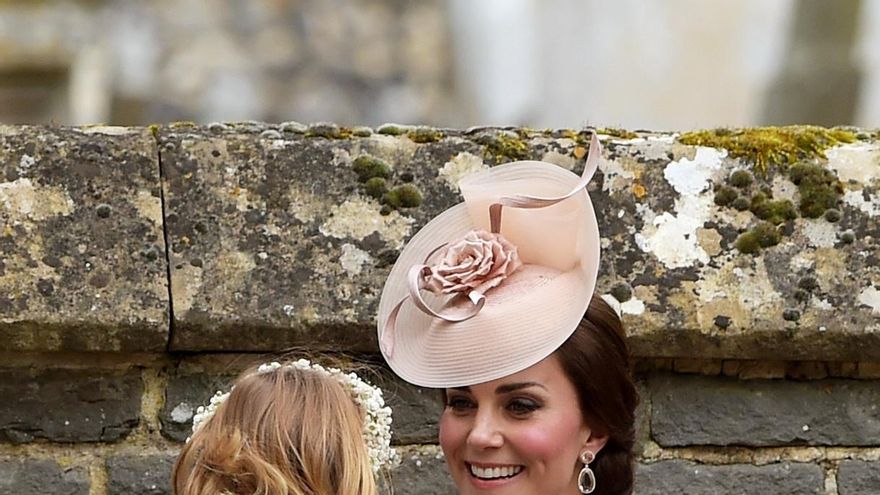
[450, 386, 471, 392]
[495, 382, 546, 394]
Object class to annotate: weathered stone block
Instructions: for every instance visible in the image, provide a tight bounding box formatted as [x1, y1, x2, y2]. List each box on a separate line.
[160, 364, 442, 445]
[673, 358, 722, 375]
[388, 447, 455, 495]
[837, 460, 880, 495]
[377, 370, 443, 444]
[161, 124, 488, 352]
[0, 368, 142, 443]
[159, 372, 236, 442]
[634, 461, 823, 494]
[738, 360, 787, 379]
[107, 453, 177, 495]
[651, 374, 880, 446]
[0, 458, 89, 495]
[633, 379, 651, 455]
[0, 126, 169, 352]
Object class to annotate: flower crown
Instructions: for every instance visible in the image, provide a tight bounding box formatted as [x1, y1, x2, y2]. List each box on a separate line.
[190, 359, 396, 474]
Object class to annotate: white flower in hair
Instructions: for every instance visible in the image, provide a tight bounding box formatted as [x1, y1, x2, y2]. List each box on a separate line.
[189, 360, 396, 473]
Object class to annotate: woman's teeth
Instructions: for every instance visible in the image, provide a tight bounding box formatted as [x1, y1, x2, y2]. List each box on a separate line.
[469, 464, 524, 479]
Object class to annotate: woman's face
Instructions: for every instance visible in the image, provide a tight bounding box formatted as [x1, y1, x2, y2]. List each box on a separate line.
[439, 354, 606, 495]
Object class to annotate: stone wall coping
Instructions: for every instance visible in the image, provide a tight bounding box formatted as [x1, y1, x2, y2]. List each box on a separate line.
[2, 123, 880, 360]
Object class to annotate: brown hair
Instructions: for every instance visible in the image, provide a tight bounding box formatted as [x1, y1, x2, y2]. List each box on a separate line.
[172, 360, 378, 495]
[555, 295, 638, 495]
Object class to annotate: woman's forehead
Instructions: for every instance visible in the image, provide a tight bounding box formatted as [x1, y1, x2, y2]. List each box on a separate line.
[453, 354, 572, 393]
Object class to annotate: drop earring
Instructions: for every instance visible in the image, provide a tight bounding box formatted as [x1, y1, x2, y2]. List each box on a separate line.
[578, 450, 596, 494]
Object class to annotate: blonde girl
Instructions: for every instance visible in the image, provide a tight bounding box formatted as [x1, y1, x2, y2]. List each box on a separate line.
[172, 359, 394, 495]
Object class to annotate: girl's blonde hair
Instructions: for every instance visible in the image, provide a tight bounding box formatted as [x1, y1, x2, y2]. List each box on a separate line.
[172, 360, 378, 495]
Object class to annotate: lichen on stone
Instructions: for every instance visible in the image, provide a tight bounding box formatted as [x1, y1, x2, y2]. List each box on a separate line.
[541, 149, 577, 170]
[477, 133, 530, 162]
[439, 152, 488, 191]
[339, 243, 374, 276]
[319, 197, 414, 249]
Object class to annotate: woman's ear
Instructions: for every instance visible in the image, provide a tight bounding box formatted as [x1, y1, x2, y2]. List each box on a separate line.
[582, 430, 609, 457]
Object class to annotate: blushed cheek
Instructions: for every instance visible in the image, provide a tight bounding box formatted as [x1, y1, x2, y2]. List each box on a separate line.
[438, 413, 461, 459]
[516, 418, 586, 465]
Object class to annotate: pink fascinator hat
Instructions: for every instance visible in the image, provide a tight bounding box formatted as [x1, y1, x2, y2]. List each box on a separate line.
[377, 134, 602, 388]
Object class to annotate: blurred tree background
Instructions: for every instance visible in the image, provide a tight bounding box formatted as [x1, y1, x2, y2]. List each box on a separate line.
[0, 0, 875, 129]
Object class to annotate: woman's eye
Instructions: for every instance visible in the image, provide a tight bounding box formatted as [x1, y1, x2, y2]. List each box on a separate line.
[446, 396, 476, 412]
[507, 398, 540, 416]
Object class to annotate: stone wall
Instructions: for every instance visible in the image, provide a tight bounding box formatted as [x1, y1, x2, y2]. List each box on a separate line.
[1, 123, 879, 494]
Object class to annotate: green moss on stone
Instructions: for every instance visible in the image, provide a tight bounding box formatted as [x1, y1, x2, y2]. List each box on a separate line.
[352, 126, 373, 137]
[824, 208, 842, 223]
[377, 124, 404, 136]
[750, 195, 797, 225]
[728, 170, 754, 188]
[384, 184, 423, 208]
[515, 128, 542, 139]
[559, 129, 580, 140]
[609, 282, 633, 303]
[788, 163, 844, 218]
[714, 186, 739, 207]
[735, 222, 781, 254]
[364, 177, 388, 199]
[731, 197, 751, 211]
[148, 124, 160, 141]
[597, 127, 639, 140]
[407, 127, 444, 143]
[305, 124, 352, 139]
[352, 156, 392, 182]
[678, 126, 857, 174]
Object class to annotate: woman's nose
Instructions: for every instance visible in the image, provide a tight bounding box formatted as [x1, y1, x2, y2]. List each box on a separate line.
[466, 409, 504, 449]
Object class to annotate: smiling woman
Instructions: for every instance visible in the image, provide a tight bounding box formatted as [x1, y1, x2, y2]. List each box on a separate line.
[439, 296, 636, 495]
[377, 134, 638, 494]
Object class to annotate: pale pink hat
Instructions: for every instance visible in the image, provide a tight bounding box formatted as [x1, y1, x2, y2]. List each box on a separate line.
[377, 134, 602, 388]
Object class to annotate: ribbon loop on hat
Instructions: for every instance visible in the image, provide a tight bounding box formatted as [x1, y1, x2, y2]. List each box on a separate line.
[380, 266, 485, 357]
[499, 132, 600, 210]
[380, 131, 602, 357]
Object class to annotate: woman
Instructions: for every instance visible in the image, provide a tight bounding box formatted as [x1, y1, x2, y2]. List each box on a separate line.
[378, 133, 637, 494]
[172, 359, 395, 495]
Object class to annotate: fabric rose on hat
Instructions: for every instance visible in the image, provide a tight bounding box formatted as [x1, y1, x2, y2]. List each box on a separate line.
[424, 230, 522, 295]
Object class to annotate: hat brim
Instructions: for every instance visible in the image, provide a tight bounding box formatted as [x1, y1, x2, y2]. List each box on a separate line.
[377, 161, 600, 388]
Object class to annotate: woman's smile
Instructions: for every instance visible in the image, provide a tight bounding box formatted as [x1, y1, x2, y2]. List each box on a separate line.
[467, 462, 525, 481]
